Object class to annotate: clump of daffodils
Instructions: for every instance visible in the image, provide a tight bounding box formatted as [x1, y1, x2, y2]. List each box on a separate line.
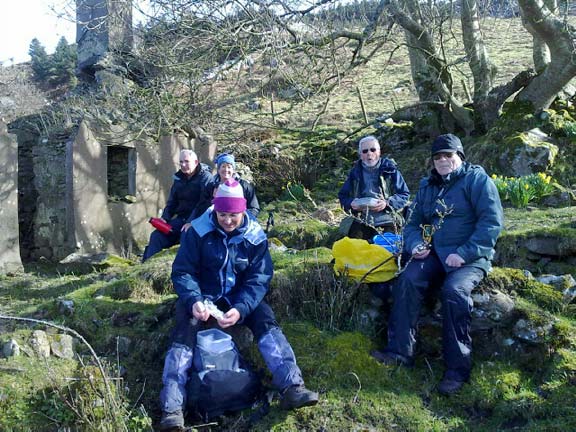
[491, 172, 555, 208]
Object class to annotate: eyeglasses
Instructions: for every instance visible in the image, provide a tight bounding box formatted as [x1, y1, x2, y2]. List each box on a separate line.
[361, 148, 378, 154]
[433, 152, 456, 161]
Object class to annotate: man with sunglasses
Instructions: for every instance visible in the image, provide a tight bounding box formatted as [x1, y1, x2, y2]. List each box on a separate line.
[338, 135, 410, 239]
[371, 134, 503, 396]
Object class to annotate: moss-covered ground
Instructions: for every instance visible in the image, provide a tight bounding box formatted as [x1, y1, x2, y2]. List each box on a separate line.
[1, 203, 576, 431]
[3, 13, 576, 432]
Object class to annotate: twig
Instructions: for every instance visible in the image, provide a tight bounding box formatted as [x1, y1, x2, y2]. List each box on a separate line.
[0, 314, 123, 424]
[347, 371, 362, 404]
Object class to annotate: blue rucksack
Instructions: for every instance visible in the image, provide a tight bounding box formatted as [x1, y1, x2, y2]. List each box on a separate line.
[186, 329, 264, 421]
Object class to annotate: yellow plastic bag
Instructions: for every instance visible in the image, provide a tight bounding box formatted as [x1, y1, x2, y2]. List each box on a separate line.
[332, 237, 398, 283]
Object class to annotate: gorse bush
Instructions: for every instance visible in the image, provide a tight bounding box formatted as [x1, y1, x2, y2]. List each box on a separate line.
[492, 173, 555, 208]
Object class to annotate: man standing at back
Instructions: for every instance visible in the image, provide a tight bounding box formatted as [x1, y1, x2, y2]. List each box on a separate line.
[142, 149, 213, 262]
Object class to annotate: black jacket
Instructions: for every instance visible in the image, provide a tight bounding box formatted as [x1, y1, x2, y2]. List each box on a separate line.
[162, 165, 214, 221]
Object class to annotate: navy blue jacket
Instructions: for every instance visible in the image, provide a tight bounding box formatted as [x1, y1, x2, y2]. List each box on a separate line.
[161, 165, 213, 221]
[404, 162, 504, 274]
[172, 208, 272, 319]
[189, 175, 260, 221]
[338, 158, 410, 213]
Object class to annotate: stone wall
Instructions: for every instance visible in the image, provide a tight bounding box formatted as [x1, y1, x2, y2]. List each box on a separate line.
[5, 116, 218, 266]
[76, 0, 133, 71]
[33, 137, 68, 260]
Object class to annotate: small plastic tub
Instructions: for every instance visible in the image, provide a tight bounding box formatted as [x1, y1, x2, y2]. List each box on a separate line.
[196, 328, 233, 354]
[373, 232, 402, 254]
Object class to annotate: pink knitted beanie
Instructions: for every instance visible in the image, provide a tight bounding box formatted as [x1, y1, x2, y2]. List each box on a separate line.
[213, 180, 247, 213]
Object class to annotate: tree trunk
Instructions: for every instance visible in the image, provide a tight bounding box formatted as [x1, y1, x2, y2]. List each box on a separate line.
[460, 0, 496, 101]
[523, 0, 557, 72]
[389, 0, 475, 133]
[516, 0, 576, 110]
[405, 31, 442, 102]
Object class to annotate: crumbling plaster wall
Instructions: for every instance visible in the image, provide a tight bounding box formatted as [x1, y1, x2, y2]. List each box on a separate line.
[8, 115, 215, 264]
[68, 120, 181, 257]
[0, 120, 23, 273]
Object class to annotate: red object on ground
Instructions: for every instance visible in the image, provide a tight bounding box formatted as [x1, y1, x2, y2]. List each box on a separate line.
[149, 217, 173, 234]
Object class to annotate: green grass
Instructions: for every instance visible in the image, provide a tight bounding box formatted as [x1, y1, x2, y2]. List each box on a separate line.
[1, 209, 576, 431]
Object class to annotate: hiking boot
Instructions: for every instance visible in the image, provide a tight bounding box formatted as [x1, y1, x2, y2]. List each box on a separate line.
[370, 350, 413, 367]
[159, 409, 184, 431]
[437, 377, 465, 396]
[280, 385, 319, 410]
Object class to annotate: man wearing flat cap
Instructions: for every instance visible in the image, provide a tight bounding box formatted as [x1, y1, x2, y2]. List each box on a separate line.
[371, 134, 504, 395]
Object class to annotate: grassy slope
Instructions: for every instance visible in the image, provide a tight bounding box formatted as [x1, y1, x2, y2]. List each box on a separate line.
[1, 206, 576, 431]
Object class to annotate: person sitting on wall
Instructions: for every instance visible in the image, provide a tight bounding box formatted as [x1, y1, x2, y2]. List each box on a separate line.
[338, 135, 411, 304]
[338, 135, 410, 239]
[158, 179, 319, 431]
[371, 134, 504, 396]
[142, 149, 213, 262]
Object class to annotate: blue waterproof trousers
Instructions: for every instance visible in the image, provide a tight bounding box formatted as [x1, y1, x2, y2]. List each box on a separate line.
[160, 299, 304, 413]
[142, 217, 186, 262]
[385, 252, 484, 381]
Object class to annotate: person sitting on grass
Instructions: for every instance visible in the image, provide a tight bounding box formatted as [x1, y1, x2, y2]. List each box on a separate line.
[158, 179, 319, 431]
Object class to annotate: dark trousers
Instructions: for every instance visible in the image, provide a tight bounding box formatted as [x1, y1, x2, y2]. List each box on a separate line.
[160, 299, 304, 412]
[142, 217, 186, 262]
[386, 252, 484, 381]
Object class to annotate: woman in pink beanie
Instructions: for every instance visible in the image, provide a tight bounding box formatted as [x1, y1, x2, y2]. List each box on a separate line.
[212, 179, 248, 232]
[158, 179, 318, 430]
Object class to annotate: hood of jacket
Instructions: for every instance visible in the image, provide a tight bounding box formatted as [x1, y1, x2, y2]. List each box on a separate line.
[192, 207, 267, 246]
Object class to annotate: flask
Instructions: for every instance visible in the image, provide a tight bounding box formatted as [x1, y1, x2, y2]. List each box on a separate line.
[149, 217, 173, 234]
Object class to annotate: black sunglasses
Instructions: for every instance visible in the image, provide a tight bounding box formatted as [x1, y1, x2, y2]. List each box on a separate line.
[361, 148, 378, 154]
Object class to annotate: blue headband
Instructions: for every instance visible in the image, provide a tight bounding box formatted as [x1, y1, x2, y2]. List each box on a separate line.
[216, 153, 236, 169]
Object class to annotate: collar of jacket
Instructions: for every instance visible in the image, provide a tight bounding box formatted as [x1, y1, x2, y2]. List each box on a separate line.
[192, 207, 266, 246]
[353, 157, 397, 176]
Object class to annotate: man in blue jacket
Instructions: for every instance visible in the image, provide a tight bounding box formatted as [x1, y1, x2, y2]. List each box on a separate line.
[371, 134, 504, 395]
[142, 149, 213, 262]
[159, 179, 318, 430]
[338, 135, 410, 239]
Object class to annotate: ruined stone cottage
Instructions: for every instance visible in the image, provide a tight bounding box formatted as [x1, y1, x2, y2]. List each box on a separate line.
[0, 0, 216, 273]
[2, 114, 215, 274]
